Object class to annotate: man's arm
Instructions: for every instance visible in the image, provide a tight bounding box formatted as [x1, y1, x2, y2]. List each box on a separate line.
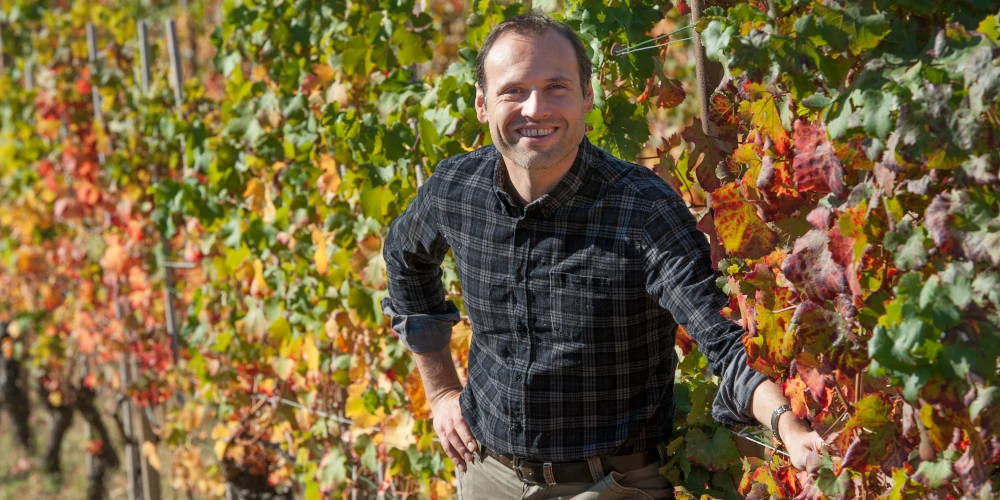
[412, 346, 477, 472]
[751, 380, 825, 469]
[642, 193, 822, 468]
[382, 174, 475, 472]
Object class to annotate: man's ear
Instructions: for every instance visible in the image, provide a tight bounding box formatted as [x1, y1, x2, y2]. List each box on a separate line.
[584, 79, 595, 114]
[475, 83, 489, 124]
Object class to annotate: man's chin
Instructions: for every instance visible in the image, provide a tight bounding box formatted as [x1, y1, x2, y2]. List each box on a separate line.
[504, 151, 560, 171]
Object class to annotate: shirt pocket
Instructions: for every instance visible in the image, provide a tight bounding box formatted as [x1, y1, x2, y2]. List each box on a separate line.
[549, 271, 614, 341]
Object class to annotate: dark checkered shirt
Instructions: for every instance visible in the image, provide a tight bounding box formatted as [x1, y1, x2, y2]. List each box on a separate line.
[382, 137, 766, 461]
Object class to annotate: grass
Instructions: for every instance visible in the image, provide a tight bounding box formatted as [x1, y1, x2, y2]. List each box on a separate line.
[0, 400, 152, 499]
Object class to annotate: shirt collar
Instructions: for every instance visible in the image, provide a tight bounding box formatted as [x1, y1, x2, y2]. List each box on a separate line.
[491, 136, 594, 219]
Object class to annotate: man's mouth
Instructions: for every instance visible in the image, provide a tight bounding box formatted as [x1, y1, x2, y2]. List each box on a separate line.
[518, 127, 556, 138]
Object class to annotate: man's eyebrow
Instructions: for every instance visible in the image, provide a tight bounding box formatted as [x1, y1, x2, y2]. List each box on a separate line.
[492, 75, 575, 92]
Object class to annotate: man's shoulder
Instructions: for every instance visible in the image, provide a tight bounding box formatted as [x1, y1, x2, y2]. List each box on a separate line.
[418, 145, 498, 205]
[589, 145, 681, 205]
[430, 145, 498, 181]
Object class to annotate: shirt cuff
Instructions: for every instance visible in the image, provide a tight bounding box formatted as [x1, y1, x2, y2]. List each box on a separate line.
[711, 348, 768, 426]
[380, 297, 460, 353]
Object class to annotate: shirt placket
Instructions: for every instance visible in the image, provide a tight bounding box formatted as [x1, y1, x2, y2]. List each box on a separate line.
[508, 212, 531, 448]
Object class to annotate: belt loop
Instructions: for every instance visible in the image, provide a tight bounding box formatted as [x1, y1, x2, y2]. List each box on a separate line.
[587, 456, 605, 483]
[656, 442, 669, 463]
[542, 462, 556, 485]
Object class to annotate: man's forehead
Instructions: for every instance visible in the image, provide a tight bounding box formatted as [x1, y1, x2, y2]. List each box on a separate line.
[482, 29, 579, 87]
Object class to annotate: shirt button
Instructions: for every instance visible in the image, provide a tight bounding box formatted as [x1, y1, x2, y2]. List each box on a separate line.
[515, 323, 527, 335]
[515, 374, 522, 382]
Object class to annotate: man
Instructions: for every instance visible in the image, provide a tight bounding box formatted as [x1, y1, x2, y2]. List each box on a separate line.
[382, 12, 824, 499]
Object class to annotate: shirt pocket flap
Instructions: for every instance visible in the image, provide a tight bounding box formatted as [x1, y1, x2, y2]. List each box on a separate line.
[549, 271, 612, 288]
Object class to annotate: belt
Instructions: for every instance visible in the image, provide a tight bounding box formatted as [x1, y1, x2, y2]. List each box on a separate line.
[480, 445, 660, 485]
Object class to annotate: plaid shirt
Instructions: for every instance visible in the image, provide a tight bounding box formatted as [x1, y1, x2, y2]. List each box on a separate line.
[382, 137, 766, 461]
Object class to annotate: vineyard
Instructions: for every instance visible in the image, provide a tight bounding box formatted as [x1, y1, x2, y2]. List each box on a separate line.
[0, 0, 998, 499]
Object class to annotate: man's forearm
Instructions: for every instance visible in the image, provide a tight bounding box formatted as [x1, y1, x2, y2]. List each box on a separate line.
[412, 345, 463, 404]
[750, 380, 812, 444]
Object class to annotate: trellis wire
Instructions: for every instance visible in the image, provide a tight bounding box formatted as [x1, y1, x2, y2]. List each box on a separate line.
[612, 24, 694, 56]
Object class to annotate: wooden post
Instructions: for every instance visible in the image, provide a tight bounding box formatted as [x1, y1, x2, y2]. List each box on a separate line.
[165, 20, 184, 107]
[178, 0, 199, 77]
[24, 58, 33, 90]
[85, 22, 143, 500]
[138, 21, 152, 93]
[86, 24, 105, 165]
[163, 19, 184, 366]
[114, 292, 142, 500]
[135, 24, 164, 500]
[690, 0, 717, 139]
[0, 22, 6, 73]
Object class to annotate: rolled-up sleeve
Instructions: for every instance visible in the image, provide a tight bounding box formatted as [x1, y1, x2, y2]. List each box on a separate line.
[642, 194, 767, 426]
[381, 175, 460, 353]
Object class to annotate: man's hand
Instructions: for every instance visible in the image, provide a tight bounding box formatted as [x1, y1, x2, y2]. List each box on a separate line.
[429, 389, 477, 472]
[777, 412, 826, 469]
[750, 381, 827, 469]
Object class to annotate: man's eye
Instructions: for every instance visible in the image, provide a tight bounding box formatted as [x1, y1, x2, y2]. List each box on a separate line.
[502, 88, 521, 95]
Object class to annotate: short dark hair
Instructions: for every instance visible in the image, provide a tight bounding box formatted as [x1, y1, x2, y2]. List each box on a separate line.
[476, 12, 592, 101]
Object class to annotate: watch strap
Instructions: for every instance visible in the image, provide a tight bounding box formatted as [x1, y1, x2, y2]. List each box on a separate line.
[770, 404, 793, 446]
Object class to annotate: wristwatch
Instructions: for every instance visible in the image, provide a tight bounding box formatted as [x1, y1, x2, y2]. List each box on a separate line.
[770, 404, 793, 447]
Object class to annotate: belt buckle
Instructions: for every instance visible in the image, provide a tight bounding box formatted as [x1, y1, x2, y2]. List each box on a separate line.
[512, 457, 532, 484]
[513, 458, 556, 485]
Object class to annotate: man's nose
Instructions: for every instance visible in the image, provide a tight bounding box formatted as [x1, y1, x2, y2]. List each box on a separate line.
[521, 90, 551, 119]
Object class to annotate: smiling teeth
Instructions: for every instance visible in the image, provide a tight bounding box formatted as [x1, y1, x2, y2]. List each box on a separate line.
[522, 128, 554, 137]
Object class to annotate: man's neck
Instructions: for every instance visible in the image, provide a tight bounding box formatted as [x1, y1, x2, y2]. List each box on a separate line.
[501, 150, 579, 206]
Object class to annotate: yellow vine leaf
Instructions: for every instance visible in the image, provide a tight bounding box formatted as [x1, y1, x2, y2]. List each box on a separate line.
[345, 380, 386, 430]
[250, 258, 269, 297]
[244, 177, 276, 222]
[742, 83, 791, 155]
[244, 178, 266, 211]
[382, 410, 416, 451]
[312, 229, 329, 276]
[303, 333, 320, 373]
[142, 441, 162, 471]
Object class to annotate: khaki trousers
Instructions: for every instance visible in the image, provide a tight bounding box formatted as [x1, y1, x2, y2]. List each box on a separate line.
[457, 450, 673, 500]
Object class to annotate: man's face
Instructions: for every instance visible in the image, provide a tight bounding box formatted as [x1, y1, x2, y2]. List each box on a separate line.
[475, 29, 594, 173]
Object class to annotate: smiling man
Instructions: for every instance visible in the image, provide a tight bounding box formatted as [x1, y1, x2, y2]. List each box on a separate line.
[382, 12, 823, 499]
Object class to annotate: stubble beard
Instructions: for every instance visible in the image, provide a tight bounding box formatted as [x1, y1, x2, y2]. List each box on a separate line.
[493, 122, 581, 173]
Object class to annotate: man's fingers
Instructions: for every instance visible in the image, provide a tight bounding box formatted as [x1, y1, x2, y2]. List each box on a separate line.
[454, 417, 477, 458]
[446, 425, 472, 464]
[439, 434, 466, 472]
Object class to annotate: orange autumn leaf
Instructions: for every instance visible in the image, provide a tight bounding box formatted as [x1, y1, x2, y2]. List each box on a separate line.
[782, 377, 810, 419]
[318, 154, 341, 195]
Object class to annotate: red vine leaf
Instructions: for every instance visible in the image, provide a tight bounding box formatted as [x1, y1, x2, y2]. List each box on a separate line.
[791, 120, 846, 198]
[712, 182, 779, 259]
[657, 78, 686, 109]
[795, 352, 834, 409]
[683, 119, 732, 193]
[780, 229, 847, 301]
[709, 91, 739, 138]
[695, 210, 727, 271]
[789, 301, 838, 356]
